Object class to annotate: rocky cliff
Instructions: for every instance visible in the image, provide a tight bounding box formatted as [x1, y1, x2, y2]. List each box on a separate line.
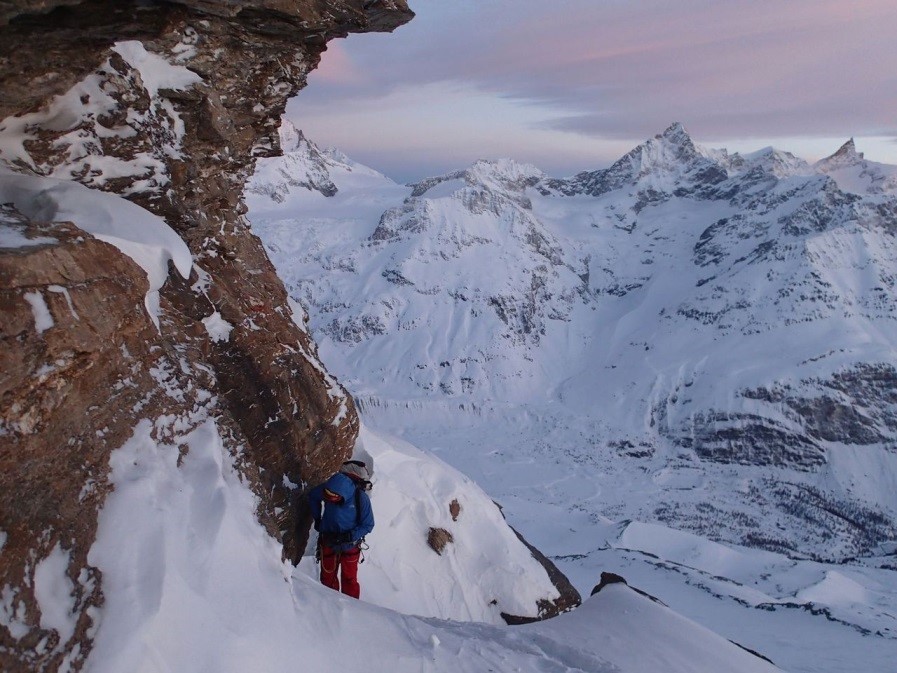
[0, 2, 412, 671]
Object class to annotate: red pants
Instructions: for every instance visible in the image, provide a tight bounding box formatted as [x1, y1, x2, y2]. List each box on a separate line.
[319, 545, 361, 599]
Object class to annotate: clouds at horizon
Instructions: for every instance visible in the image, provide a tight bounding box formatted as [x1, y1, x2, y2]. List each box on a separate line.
[288, 0, 897, 179]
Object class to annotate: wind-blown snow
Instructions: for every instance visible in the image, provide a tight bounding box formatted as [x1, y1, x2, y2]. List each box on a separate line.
[298, 426, 561, 623]
[0, 171, 192, 327]
[536, 583, 778, 673]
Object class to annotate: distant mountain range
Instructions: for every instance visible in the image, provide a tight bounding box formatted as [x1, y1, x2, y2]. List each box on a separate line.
[247, 121, 897, 673]
[248, 121, 897, 562]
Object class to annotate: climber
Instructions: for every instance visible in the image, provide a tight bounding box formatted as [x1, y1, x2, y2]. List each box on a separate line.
[307, 460, 374, 599]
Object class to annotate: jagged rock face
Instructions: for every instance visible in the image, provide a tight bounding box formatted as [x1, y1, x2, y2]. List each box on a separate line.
[0, 1, 412, 671]
[0, 215, 225, 672]
[541, 122, 729, 207]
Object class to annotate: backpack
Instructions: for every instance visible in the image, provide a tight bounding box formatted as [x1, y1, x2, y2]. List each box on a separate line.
[318, 471, 372, 538]
[332, 460, 372, 530]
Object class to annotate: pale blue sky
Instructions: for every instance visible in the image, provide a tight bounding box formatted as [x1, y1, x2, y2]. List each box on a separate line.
[287, 0, 897, 182]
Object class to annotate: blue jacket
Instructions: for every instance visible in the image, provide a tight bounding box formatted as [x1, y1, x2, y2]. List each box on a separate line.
[308, 472, 374, 551]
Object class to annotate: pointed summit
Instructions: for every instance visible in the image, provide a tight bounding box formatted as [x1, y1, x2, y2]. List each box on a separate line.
[659, 121, 693, 146]
[814, 137, 897, 195]
[831, 138, 863, 162]
[278, 119, 307, 153]
[550, 122, 726, 198]
[249, 123, 339, 200]
[616, 121, 718, 183]
[817, 138, 864, 170]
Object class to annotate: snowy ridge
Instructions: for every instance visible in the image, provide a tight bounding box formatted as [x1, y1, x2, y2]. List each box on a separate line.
[249, 124, 897, 673]
[814, 139, 897, 195]
[737, 146, 812, 179]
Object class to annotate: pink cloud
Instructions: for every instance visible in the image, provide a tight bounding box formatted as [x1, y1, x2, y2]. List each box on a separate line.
[463, 0, 897, 139]
[290, 0, 897, 175]
[313, 41, 363, 85]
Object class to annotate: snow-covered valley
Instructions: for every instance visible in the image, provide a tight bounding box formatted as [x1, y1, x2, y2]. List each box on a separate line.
[248, 122, 897, 672]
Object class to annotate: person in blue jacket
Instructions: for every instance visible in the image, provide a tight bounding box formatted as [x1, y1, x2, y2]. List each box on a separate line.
[307, 460, 374, 598]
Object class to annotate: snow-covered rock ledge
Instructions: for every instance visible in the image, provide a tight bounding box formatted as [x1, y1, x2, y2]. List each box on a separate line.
[0, 2, 413, 671]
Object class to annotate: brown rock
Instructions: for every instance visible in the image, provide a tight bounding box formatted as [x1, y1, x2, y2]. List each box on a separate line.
[0, 217, 195, 672]
[500, 524, 582, 625]
[449, 498, 461, 521]
[427, 527, 454, 555]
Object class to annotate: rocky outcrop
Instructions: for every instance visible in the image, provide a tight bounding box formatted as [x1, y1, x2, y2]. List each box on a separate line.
[0, 213, 224, 672]
[500, 522, 581, 625]
[0, 1, 412, 671]
[664, 363, 897, 472]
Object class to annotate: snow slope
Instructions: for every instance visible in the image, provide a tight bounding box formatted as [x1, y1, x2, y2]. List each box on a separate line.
[83, 412, 783, 673]
[298, 426, 565, 624]
[247, 124, 897, 673]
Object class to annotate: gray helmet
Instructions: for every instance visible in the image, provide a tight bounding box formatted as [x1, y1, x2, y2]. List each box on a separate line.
[340, 460, 371, 487]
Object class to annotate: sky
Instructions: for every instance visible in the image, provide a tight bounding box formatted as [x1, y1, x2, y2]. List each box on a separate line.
[286, 0, 897, 183]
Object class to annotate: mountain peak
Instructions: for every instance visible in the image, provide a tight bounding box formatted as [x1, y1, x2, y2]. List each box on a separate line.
[622, 121, 717, 180]
[660, 121, 692, 144]
[278, 119, 307, 153]
[814, 138, 897, 195]
[832, 138, 863, 161]
[818, 138, 865, 169]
